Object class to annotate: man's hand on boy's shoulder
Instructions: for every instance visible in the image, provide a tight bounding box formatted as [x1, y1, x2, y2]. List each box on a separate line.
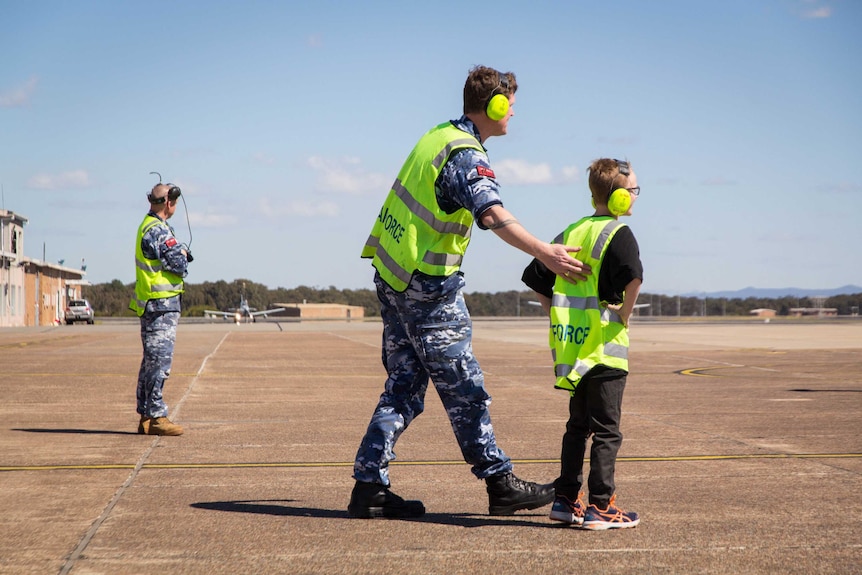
[539, 243, 591, 284]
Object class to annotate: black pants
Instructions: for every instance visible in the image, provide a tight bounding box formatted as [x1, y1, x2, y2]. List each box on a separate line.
[554, 366, 627, 508]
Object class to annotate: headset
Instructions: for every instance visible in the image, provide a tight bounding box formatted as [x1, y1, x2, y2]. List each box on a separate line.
[148, 171, 194, 253]
[146, 185, 181, 204]
[485, 72, 511, 121]
[147, 173, 181, 204]
[605, 159, 633, 216]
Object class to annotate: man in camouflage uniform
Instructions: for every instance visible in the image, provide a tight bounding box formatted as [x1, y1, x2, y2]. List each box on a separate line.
[349, 66, 591, 518]
[130, 183, 192, 436]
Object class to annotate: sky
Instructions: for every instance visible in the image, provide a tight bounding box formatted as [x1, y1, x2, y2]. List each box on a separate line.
[2, 0, 860, 296]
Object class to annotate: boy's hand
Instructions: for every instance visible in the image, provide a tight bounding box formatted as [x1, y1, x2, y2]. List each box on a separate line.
[608, 304, 630, 328]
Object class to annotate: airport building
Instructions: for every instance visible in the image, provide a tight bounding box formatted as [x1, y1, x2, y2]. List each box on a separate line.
[273, 302, 365, 320]
[0, 209, 89, 327]
[749, 308, 777, 318]
[788, 307, 838, 317]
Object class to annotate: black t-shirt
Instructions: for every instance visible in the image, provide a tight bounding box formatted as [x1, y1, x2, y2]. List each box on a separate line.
[522, 224, 643, 304]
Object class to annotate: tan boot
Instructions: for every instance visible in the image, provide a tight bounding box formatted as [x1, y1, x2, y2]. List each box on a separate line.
[138, 416, 151, 435]
[148, 417, 184, 436]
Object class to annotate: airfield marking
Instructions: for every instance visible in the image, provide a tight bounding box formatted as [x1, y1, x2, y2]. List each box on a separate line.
[671, 353, 783, 378]
[57, 331, 232, 575]
[3, 452, 860, 473]
[2, 372, 201, 377]
[677, 363, 782, 378]
[678, 366, 729, 377]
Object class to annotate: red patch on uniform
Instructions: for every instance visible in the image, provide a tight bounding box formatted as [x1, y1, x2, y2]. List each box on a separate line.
[477, 166, 496, 179]
[165, 237, 178, 248]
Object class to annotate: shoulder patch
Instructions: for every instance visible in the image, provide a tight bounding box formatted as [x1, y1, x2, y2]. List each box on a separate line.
[477, 166, 496, 179]
[165, 237, 178, 248]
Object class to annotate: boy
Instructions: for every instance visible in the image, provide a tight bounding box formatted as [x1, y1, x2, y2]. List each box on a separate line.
[522, 158, 643, 529]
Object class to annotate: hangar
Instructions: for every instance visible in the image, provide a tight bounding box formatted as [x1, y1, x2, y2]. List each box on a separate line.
[273, 302, 365, 320]
[1, 209, 89, 327]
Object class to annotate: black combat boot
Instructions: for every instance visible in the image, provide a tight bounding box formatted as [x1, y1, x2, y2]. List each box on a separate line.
[347, 481, 425, 519]
[485, 472, 555, 516]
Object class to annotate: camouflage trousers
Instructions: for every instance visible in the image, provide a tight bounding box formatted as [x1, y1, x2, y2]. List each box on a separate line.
[136, 309, 179, 418]
[353, 271, 512, 486]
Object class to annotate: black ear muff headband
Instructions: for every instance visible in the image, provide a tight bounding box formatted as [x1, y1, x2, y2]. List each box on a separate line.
[147, 185, 181, 204]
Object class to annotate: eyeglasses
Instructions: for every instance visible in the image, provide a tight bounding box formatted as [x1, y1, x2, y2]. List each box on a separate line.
[626, 186, 640, 196]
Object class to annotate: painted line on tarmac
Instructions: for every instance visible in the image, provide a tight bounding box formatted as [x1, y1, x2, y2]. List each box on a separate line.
[2, 372, 201, 377]
[58, 332, 232, 575]
[672, 354, 782, 378]
[3, 452, 860, 472]
[677, 366, 730, 377]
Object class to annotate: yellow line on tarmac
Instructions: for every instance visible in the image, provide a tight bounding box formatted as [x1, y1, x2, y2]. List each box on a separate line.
[677, 366, 736, 377]
[2, 373, 200, 378]
[2, 453, 860, 472]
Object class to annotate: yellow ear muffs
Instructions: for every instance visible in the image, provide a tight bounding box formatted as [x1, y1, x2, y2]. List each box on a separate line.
[486, 93, 509, 121]
[607, 188, 632, 216]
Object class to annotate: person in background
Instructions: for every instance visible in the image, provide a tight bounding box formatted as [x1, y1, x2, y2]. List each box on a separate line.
[130, 182, 192, 436]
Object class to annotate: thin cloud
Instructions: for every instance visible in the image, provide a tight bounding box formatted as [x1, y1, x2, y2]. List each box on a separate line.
[799, 1, 832, 19]
[596, 135, 639, 146]
[818, 181, 860, 194]
[307, 156, 389, 195]
[251, 152, 276, 166]
[27, 170, 91, 190]
[307, 34, 324, 48]
[559, 165, 582, 183]
[805, 6, 832, 17]
[0, 76, 39, 108]
[494, 159, 579, 185]
[258, 196, 339, 218]
[701, 176, 736, 186]
[169, 147, 217, 160]
[756, 229, 807, 242]
[189, 212, 238, 227]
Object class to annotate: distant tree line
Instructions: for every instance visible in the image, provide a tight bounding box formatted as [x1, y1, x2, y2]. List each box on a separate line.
[84, 279, 380, 318]
[83, 279, 862, 318]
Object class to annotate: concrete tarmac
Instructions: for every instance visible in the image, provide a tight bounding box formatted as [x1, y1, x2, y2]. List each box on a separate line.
[1, 318, 860, 574]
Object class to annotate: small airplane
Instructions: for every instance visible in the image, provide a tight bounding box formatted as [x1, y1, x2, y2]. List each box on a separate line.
[204, 295, 285, 324]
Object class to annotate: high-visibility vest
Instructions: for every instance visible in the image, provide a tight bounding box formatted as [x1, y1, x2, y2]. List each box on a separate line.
[129, 215, 185, 316]
[361, 122, 484, 291]
[550, 217, 630, 392]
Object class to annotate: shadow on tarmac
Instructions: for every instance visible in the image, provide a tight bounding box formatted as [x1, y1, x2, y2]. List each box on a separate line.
[13, 428, 139, 435]
[191, 499, 561, 528]
[790, 388, 862, 393]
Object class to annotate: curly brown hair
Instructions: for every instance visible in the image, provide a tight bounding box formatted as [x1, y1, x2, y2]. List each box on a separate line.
[463, 66, 517, 115]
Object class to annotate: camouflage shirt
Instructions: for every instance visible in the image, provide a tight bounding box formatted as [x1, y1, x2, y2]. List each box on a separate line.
[435, 116, 503, 230]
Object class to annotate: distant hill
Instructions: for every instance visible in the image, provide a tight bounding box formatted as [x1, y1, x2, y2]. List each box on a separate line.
[681, 285, 862, 299]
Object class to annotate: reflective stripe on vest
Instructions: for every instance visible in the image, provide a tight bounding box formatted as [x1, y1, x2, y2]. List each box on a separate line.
[129, 216, 184, 316]
[361, 122, 482, 291]
[549, 217, 629, 392]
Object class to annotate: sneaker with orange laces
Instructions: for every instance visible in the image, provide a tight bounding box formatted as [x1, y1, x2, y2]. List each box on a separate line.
[549, 492, 586, 525]
[582, 495, 639, 530]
